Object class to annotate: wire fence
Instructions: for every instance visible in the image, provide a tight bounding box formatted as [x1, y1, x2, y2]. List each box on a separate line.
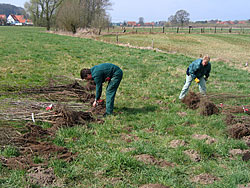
[101, 26, 250, 35]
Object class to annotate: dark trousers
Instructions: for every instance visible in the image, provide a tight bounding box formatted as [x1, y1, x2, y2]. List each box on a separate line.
[106, 69, 123, 114]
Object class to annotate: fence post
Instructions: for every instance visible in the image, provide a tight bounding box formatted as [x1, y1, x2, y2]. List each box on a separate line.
[214, 26, 216, 33]
[177, 27, 179, 33]
[98, 27, 102, 35]
[116, 33, 119, 43]
[163, 26, 165, 33]
[229, 27, 232, 33]
[188, 26, 191, 34]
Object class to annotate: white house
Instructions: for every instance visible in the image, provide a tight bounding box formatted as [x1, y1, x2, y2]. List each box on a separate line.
[7, 14, 26, 25]
[7, 14, 18, 25]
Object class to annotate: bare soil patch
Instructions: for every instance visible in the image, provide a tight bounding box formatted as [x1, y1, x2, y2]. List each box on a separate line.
[242, 136, 250, 147]
[238, 183, 250, 188]
[0, 123, 77, 170]
[27, 166, 60, 187]
[182, 92, 201, 110]
[242, 151, 250, 162]
[228, 123, 250, 139]
[121, 133, 139, 143]
[192, 134, 217, 144]
[139, 184, 170, 188]
[199, 99, 219, 116]
[182, 92, 249, 116]
[182, 92, 219, 116]
[184, 149, 201, 162]
[169, 140, 187, 148]
[135, 154, 175, 168]
[191, 173, 219, 185]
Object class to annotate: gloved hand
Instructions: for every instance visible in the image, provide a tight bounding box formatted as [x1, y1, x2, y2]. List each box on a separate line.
[93, 100, 97, 107]
[105, 77, 111, 82]
[194, 78, 200, 83]
[97, 99, 104, 104]
[93, 99, 104, 107]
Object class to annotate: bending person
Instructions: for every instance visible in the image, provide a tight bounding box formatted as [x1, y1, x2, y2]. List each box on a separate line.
[80, 63, 123, 116]
[179, 55, 211, 100]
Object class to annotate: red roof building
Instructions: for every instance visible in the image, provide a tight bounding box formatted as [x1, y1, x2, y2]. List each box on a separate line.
[0, 15, 6, 20]
[144, 22, 155, 26]
[238, 21, 246, 24]
[127, 21, 137, 26]
[15, 15, 26, 23]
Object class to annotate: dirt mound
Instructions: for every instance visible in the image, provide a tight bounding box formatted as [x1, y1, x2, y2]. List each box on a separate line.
[90, 102, 106, 115]
[27, 166, 60, 187]
[226, 114, 250, 125]
[191, 173, 219, 185]
[242, 136, 250, 146]
[0, 126, 20, 148]
[182, 92, 219, 116]
[184, 149, 201, 162]
[228, 123, 250, 139]
[0, 123, 76, 170]
[182, 92, 249, 116]
[139, 184, 170, 188]
[192, 134, 217, 144]
[169, 140, 187, 148]
[222, 105, 250, 115]
[242, 151, 250, 162]
[135, 154, 174, 168]
[199, 99, 219, 116]
[182, 92, 201, 109]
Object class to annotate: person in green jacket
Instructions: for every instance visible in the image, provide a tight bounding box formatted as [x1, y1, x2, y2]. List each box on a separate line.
[179, 55, 211, 100]
[80, 63, 123, 116]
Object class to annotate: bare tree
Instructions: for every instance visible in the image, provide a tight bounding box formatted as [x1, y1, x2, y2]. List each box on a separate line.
[24, 0, 43, 26]
[168, 15, 177, 25]
[25, 0, 63, 30]
[56, 0, 111, 33]
[175, 10, 190, 26]
[56, 0, 81, 33]
[138, 17, 144, 26]
[168, 10, 190, 26]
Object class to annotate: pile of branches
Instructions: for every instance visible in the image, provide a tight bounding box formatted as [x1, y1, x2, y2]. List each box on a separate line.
[0, 103, 94, 128]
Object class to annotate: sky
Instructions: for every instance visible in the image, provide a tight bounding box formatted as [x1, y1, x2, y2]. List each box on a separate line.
[1, 0, 250, 22]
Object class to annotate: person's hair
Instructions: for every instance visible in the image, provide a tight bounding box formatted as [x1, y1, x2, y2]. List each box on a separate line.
[80, 68, 91, 79]
[203, 55, 210, 62]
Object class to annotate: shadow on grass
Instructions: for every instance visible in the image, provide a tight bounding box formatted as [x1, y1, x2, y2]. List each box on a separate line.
[118, 105, 158, 115]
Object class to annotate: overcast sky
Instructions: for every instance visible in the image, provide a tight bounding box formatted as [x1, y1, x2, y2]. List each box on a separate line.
[1, 0, 250, 22]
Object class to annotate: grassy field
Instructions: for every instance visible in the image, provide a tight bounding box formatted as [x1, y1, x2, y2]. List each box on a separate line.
[102, 26, 250, 35]
[95, 32, 250, 70]
[0, 26, 250, 188]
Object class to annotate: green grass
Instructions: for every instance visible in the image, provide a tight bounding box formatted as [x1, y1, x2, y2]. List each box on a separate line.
[95, 32, 250, 69]
[0, 26, 250, 187]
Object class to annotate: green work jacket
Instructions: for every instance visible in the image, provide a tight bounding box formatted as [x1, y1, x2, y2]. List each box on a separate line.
[187, 58, 211, 79]
[91, 63, 120, 100]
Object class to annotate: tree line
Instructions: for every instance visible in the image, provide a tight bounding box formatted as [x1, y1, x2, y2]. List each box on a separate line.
[24, 0, 111, 32]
